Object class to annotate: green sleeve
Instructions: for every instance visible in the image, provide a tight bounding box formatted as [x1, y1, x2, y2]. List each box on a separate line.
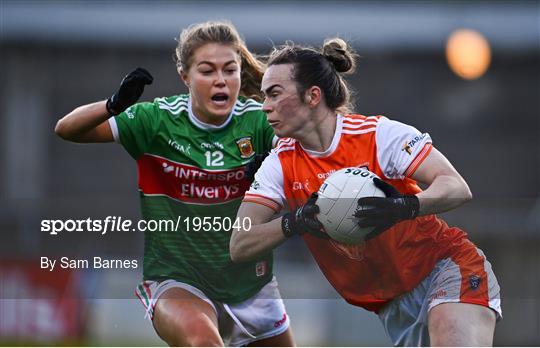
[114, 102, 160, 159]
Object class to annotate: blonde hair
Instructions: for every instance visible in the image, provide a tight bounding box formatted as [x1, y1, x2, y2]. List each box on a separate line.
[175, 20, 265, 101]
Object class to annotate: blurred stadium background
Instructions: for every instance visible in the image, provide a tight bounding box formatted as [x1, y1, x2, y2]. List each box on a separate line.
[1, 0, 538, 346]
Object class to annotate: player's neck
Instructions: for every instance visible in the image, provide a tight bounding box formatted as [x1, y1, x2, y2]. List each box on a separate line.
[297, 109, 337, 153]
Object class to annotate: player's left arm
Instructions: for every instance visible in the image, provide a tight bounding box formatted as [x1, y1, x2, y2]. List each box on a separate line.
[356, 119, 473, 238]
[356, 149, 473, 239]
[411, 147, 473, 216]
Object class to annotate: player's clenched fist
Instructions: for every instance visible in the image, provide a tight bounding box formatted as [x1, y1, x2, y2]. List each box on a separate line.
[106, 67, 153, 115]
[355, 178, 420, 240]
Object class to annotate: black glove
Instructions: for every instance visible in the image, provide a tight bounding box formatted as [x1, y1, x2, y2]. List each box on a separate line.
[244, 152, 269, 183]
[281, 193, 328, 239]
[106, 67, 153, 115]
[354, 178, 420, 240]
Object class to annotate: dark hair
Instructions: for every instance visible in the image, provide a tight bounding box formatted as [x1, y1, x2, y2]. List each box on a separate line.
[266, 38, 357, 113]
[175, 20, 265, 101]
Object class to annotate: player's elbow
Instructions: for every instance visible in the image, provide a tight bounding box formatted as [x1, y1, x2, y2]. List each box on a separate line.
[54, 117, 73, 141]
[230, 245, 248, 263]
[229, 247, 241, 263]
[457, 177, 473, 204]
[229, 235, 249, 263]
[54, 118, 67, 138]
[461, 178, 473, 203]
[463, 185, 473, 202]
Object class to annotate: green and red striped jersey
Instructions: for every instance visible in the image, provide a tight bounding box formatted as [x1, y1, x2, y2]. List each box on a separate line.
[109, 94, 275, 303]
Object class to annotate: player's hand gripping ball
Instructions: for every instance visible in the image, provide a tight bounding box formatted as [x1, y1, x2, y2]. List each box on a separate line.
[316, 167, 385, 244]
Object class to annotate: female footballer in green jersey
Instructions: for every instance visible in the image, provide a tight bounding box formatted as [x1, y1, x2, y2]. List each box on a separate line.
[55, 21, 294, 347]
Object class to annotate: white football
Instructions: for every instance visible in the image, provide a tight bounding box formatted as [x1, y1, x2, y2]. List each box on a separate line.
[316, 167, 385, 244]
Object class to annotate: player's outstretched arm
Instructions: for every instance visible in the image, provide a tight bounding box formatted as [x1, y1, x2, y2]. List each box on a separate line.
[412, 147, 473, 215]
[230, 202, 286, 262]
[55, 100, 113, 143]
[55, 67, 153, 143]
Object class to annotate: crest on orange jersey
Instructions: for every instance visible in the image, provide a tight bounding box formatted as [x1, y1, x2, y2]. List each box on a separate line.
[469, 275, 481, 290]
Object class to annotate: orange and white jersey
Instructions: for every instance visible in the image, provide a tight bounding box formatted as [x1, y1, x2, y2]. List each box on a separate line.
[244, 114, 432, 210]
[244, 114, 472, 313]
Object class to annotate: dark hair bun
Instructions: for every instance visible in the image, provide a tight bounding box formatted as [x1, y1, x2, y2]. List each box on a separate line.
[322, 38, 357, 74]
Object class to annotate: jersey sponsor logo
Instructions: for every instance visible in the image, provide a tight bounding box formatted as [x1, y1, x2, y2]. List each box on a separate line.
[292, 180, 311, 191]
[138, 154, 250, 204]
[402, 133, 427, 155]
[317, 170, 337, 180]
[167, 139, 191, 155]
[236, 137, 255, 158]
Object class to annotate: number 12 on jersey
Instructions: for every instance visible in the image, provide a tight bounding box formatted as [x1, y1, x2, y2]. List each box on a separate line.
[205, 151, 224, 167]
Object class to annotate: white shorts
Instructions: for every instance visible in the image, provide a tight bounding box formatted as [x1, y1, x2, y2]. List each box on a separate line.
[135, 276, 290, 346]
[378, 248, 502, 346]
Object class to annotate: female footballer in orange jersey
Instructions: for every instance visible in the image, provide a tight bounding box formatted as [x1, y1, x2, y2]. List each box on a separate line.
[230, 39, 501, 346]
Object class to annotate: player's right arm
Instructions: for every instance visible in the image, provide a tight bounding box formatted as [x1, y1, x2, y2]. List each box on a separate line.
[55, 67, 153, 143]
[231, 151, 286, 262]
[55, 100, 113, 143]
[230, 150, 325, 262]
[230, 202, 286, 262]
[231, 193, 325, 262]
